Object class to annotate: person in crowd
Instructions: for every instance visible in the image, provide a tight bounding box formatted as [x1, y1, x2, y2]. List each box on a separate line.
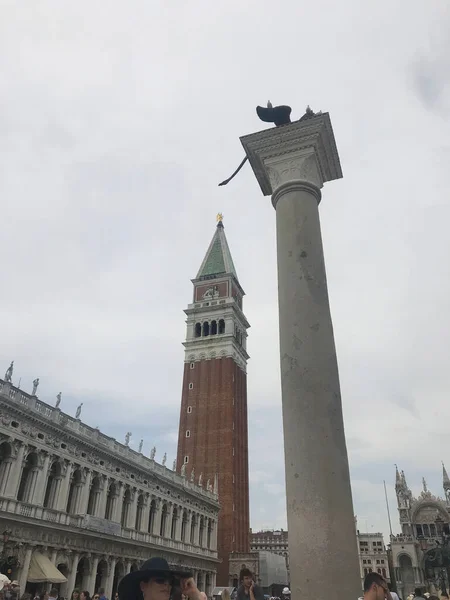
[114, 594, 119, 600]
[221, 590, 231, 600]
[236, 569, 264, 600]
[19, 593, 31, 600]
[71, 591, 80, 600]
[80, 592, 90, 600]
[93, 595, 99, 600]
[387, 583, 399, 600]
[39, 591, 49, 600]
[48, 589, 58, 600]
[413, 588, 426, 600]
[362, 572, 392, 600]
[117, 556, 201, 600]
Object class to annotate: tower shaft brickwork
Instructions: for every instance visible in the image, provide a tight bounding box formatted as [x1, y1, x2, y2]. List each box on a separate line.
[177, 219, 250, 585]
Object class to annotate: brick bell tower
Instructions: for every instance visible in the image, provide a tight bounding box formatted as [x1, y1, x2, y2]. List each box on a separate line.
[177, 215, 250, 585]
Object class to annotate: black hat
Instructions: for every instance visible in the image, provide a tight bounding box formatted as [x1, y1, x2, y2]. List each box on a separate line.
[118, 557, 192, 600]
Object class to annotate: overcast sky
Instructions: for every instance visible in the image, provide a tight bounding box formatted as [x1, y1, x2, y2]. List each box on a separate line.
[1, 1, 450, 542]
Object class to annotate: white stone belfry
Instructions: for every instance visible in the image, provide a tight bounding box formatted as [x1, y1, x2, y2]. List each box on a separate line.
[241, 112, 360, 598]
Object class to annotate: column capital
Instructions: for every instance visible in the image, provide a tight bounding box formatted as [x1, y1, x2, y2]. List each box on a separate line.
[240, 112, 342, 196]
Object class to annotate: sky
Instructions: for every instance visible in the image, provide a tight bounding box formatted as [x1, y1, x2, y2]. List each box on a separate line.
[1, 0, 450, 544]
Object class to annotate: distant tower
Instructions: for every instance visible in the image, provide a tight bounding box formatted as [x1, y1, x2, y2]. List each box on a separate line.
[443, 462, 450, 504]
[177, 216, 250, 585]
[395, 466, 412, 535]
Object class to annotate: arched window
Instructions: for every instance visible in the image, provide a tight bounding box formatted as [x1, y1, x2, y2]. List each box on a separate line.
[44, 461, 63, 509]
[218, 319, 225, 334]
[17, 452, 39, 503]
[203, 322, 210, 337]
[171, 507, 178, 539]
[105, 482, 117, 520]
[382, 568, 386, 578]
[66, 468, 83, 514]
[135, 494, 145, 531]
[190, 514, 197, 544]
[0, 442, 13, 495]
[195, 323, 201, 338]
[87, 475, 101, 516]
[181, 510, 188, 542]
[148, 499, 156, 534]
[121, 488, 131, 527]
[160, 503, 168, 537]
[211, 320, 217, 335]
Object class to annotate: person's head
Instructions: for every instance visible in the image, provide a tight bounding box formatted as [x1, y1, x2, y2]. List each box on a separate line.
[71, 591, 80, 600]
[414, 590, 423, 597]
[49, 590, 58, 599]
[20, 594, 32, 600]
[93, 595, 99, 600]
[222, 590, 231, 600]
[98, 592, 104, 598]
[363, 572, 389, 600]
[239, 569, 253, 589]
[140, 575, 172, 600]
[80, 593, 90, 600]
[114, 594, 119, 600]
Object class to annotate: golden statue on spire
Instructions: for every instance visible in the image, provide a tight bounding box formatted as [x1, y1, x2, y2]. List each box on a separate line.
[216, 212, 223, 222]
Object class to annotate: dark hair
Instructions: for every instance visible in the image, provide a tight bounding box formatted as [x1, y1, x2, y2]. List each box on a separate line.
[414, 589, 423, 597]
[363, 572, 385, 592]
[49, 591, 58, 598]
[81, 593, 91, 600]
[20, 594, 32, 600]
[239, 568, 252, 580]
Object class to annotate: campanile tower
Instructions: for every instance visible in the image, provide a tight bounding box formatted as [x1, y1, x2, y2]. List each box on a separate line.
[177, 216, 250, 585]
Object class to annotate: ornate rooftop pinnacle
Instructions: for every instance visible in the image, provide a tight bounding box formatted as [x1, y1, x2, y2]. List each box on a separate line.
[443, 462, 450, 489]
[196, 217, 238, 282]
[395, 464, 402, 486]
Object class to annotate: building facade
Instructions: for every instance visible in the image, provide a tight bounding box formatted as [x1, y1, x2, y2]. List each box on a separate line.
[356, 529, 389, 586]
[0, 377, 219, 597]
[176, 218, 250, 586]
[391, 465, 450, 598]
[250, 530, 289, 582]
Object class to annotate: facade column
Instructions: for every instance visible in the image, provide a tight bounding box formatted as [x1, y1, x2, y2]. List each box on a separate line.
[241, 112, 360, 599]
[174, 506, 183, 541]
[210, 572, 216, 593]
[97, 476, 108, 518]
[34, 452, 52, 506]
[88, 555, 99, 596]
[0, 458, 13, 495]
[210, 520, 218, 551]
[166, 504, 174, 539]
[140, 494, 151, 533]
[125, 560, 132, 575]
[78, 469, 93, 515]
[56, 462, 73, 512]
[67, 552, 80, 597]
[105, 557, 116, 600]
[5, 442, 27, 498]
[154, 499, 163, 536]
[128, 489, 138, 529]
[112, 483, 124, 523]
[18, 546, 33, 591]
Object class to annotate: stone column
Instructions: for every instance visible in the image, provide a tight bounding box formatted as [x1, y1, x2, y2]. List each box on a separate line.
[141, 493, 151, 533]
[175, 507, 183, 541]
[56, 462, 73, 512]
[112, 483, 124, 523]
[125, 560, 132, 575]
[153, 499, 163, 536]
[210, 520, 218, 551]
[18, 546, 33, 591]
[128, 489, 138, 529]
[241, 112, 360, 598]
[34, 452, 52, 506]
[105, 557, 116, 600]
[67, 552, 80, 596]
[88, 555, 99, 595]
[78, 469, 93, 515]
[97, 476, 108, 518]
[5, 442, 27, 498]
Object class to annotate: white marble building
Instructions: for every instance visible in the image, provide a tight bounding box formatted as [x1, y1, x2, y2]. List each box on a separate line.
[0, 376, 219, 598]
[391, 466, 450, 598]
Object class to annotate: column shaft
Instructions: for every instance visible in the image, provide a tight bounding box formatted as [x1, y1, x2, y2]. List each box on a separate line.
[105, 557, 116, 600]
[67, 553, 80, 596]
[88, 556, 99, 594]
[19, 546, 33, 591]
[273, 180, 360, 597]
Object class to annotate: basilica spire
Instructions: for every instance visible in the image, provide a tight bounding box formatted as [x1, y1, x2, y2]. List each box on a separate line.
[196, 214, 239, 282]
[395, 464, 401, 487]
[443, 462, 450, 489]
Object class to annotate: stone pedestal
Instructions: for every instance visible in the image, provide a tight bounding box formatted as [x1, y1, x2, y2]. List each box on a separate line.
[241, 113, 360, 598]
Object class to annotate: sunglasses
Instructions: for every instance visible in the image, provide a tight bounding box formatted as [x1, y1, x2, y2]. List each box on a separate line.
[151, 578, 172, 586]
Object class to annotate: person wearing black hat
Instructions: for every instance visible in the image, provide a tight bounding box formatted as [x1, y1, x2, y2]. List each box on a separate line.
[118, 557, 202, 600]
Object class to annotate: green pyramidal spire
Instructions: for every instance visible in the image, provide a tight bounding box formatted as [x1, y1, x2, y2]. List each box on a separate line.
[196, 216, 238, 281]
